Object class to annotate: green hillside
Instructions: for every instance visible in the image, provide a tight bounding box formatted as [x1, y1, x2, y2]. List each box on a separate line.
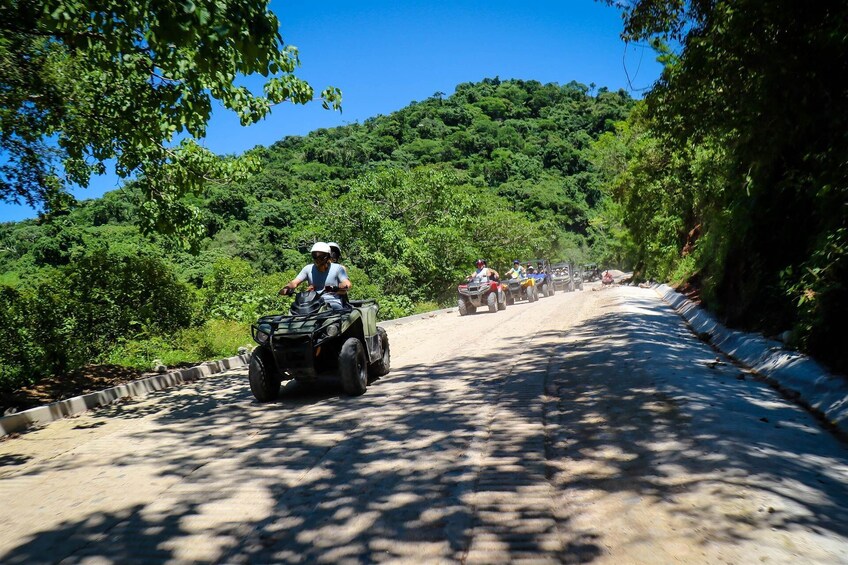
[0, 78, 634, 391]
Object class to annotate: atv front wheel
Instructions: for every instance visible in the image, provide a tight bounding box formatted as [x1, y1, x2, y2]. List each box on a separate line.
[541, 283, 549, 297]
[458, 299, 468, 316]
[487, 291, 498, 313]
[340, 338, 368, 396]
[369, 327, 391, 377]
[506, 294, 514, 306]
[249, 348, 281, 402]
[497, 293, 506, 310]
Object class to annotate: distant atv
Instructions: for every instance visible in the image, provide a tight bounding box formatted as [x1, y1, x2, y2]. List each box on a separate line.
[524, 260, 555, 297]
[551, 262, 573, 292]
[458, 276, 507, 315]
[249, 288, 390, 401]
[502, 275, 537, 305]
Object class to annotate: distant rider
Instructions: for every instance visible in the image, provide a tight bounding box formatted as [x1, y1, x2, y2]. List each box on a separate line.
[505, 260, 525, 279]
[467, 259, 495, 282]
[279, 242, 352, 310]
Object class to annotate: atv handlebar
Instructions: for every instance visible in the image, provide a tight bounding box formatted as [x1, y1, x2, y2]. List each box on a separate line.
[280, 284, 341, 296]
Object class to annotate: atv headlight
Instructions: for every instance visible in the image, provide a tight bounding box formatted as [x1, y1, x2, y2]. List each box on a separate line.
[315, 321, 341, 344]
[255, 323, 273, 344]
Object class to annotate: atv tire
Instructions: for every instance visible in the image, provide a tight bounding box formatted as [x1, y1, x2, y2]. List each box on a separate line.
[458, 299, 468, 316]
[369, 327, 391, 377]
[497, 293, 506, 310]
[340, 338, 368, 396]
[541, 283, 549, 297]
[249, 348, 281, 402]
[506, 294, 514, 306]
[487, 291, 497, 313]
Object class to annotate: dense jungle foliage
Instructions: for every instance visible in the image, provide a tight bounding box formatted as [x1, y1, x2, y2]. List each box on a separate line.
[597, 1, 848, 373]
[0, 78, 634, 391]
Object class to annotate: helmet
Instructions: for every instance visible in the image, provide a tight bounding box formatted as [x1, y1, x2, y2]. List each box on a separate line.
[310, 242, 331, 254]
[327, 241, 341, 260]
[513, 260, 520, 265]
[475, 259, 485, 267]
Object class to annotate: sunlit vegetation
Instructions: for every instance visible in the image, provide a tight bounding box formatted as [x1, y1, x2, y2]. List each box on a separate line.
[0, 78, 633, 390]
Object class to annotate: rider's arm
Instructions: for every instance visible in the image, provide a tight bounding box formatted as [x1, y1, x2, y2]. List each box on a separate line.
[280, 265, 311, 295]
[279, 276, 303, 295]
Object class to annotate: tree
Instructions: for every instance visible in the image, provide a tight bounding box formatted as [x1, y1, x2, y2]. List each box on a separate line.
[0, 0, 341, 237]
[600, 0, 848, 372]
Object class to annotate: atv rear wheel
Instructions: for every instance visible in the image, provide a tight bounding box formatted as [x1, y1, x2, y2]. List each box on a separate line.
[369, 327, 391, 377]
[340, 338, 368, 396]
[249, 348, 281, 402]
[487, 291, 497, 313]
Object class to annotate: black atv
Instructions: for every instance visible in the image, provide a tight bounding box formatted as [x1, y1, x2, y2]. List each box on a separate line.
[248, 288, 390, 401]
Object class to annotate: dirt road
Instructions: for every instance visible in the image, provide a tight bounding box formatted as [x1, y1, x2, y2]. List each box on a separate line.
[1, 286, 847, 563]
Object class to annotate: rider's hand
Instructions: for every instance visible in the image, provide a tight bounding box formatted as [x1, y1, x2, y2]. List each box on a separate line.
[279, 287, 292, 296]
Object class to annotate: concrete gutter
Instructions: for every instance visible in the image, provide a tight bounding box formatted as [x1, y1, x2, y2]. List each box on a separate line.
[0, 354, 250, 438]
[654, 283, 848, 436]
[0, 307, 456, 438]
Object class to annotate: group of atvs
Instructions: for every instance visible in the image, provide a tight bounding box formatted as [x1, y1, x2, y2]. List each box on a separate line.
[245, 260, 592, 403]
[457, 260, 584, 316]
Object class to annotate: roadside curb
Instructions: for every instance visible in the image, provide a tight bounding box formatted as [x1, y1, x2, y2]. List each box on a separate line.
[0, 354, 251, 438]
[0, 307, 454, 439]
[653, 283, 848, 436]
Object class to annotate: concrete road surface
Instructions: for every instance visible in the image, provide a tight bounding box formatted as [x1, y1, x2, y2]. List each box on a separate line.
[1, 285, 847, 564]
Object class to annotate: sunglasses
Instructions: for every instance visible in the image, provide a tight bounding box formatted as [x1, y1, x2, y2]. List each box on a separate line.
[312, 252, 329, 260]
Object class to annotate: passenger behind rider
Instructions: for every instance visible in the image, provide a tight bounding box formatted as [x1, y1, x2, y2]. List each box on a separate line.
[327, 241, 350, 275]
[279, 242, 352, 310]
[505, 260, 526, 279]
[526, 262, 536, 275]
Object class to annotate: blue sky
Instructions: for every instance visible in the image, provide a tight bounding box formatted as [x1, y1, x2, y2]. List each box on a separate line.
[0, 0, 663, 223]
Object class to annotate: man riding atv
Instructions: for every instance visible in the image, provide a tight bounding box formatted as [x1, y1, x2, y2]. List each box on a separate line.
[467, 259, 498, 282]
[250, 242, 389, 401]
[458, 259, 506, 315]
[279, 242, 351, 310]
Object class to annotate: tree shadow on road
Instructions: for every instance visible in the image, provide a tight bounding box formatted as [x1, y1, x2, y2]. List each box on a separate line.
[540, 291, 848, 560]
[1, 290, 847, 563]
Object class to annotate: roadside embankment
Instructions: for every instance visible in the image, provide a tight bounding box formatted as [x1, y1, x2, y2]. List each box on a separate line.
[655, 283, 848, 437]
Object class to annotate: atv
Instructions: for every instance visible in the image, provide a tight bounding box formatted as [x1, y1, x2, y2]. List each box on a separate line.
[521, 259, 555, 297]
[457, 276, 507, 315]
[248, 287, 390, 401]
[551, 262, 573, 292]
[551, 262, 584, 292]
[502, 275, 537, 305]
